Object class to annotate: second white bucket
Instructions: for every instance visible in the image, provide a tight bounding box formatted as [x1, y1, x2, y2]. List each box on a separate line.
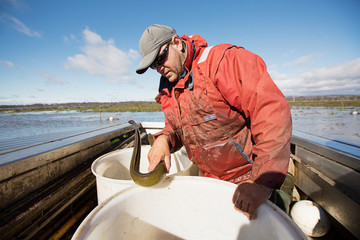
[92, 146, 198, 204]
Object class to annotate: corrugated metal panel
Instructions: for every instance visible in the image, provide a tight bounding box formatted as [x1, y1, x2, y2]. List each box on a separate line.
[0, 122, 135, 209]
[0, 123, 130, 166]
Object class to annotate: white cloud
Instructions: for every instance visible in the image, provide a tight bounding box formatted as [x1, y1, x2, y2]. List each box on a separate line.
[282, 53, 323, 67]
[303, 58, 360, 81]
[63, 36, 70, 43]
[294, 54, 314, 66]
[0, 13, 41, 38]
[64, 28, 140, 83]
[38, 72, 68, 85]
[268, 64, 278, 69]
[0, 60, 15, 69]
[0, 60, 22, 69]
[63, 34, 76, 43]
[282, 49, 296, 58]
[270, 58, 360, 96]
[294, 53, 323, 66]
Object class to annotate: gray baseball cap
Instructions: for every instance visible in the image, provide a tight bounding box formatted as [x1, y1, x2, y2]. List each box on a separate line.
[136, 24, 177, 74]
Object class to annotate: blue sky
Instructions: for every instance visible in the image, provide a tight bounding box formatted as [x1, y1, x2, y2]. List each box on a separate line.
[0, 0, 359, 105]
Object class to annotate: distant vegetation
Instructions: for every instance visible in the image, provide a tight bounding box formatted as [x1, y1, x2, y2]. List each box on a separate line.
[0, 101, 162, 113]
[286, 95, 360, 107]
[0, 96, 359, 113]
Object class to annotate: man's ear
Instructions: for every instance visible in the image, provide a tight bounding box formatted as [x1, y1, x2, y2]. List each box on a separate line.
[171, 35, 183, 51]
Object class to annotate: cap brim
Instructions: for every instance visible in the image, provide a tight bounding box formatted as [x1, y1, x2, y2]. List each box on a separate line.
[136, 48, 159, 74]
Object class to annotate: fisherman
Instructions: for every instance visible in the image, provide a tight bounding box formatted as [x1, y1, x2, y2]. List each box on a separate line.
[136, 24, 292, 220]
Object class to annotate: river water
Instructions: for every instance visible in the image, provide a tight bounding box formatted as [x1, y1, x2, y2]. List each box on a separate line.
[0, 106, 359, 146]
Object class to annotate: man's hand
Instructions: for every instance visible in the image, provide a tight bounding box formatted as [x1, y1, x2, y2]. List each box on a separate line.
[147, 134, 171, 172]
[232, 179, 273, 220]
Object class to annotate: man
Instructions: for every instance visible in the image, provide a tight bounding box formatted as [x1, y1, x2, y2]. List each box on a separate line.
[136, 24, 292, 220]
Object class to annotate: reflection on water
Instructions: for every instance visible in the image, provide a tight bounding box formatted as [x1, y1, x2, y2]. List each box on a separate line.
[291, 106, 360, 146]
[0, 107, 359, 146]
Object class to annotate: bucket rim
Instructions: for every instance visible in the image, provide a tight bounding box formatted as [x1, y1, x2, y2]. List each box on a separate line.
[91, 146, 193, 182]
[73, 176, 307, 240]
[91, 147, 137, 180]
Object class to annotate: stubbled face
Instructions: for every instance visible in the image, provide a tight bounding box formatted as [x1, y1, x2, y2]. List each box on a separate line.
[154, 40, 185, 82]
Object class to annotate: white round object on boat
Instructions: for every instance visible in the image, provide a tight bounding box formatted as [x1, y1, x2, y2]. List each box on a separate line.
[290, 200, 331, 237]
[92, 146, 198, 204]
[72, 176, 307, 240]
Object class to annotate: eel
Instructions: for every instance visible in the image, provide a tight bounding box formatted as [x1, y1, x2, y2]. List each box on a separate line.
[128, 120, 166, 187]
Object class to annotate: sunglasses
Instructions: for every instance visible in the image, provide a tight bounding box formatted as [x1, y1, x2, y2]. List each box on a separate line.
[150, 43, 170, 69]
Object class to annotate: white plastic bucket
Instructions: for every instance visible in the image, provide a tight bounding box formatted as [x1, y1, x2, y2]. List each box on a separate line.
[73, 176, 306, 240]
[92, 146, 198, 204]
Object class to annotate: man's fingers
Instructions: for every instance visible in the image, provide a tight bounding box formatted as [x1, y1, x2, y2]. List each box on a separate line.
[235, 198, 257, 220]
[234, 206, 252, 220]
[148, 155, 170, 172]
[233, 193, 253, 220]
[247, 203, 257, 220]
[148, 160, 157, 172]
[232, 183, 257, 220]
[234, 198, 242, 210]
[241, 201, 250, 213]
[164, 155, 171, 172]
[147, 135, 171, 172]
[232, 190, 240, 204]
[147, 153, 160, 171]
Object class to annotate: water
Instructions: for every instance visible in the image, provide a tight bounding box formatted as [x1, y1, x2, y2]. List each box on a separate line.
[291, 106, 360, 146]
[0, 111, 165, 140]
[0, 106, 359, 146]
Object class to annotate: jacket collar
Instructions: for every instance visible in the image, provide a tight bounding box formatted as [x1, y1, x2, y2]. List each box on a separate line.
[181, 34, 208, 72]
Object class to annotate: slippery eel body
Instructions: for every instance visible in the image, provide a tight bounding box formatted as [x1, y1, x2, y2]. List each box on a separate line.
[128, 120, 166, 187]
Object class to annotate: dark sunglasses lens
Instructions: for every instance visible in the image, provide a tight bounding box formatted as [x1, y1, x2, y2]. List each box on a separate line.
[157, 52, 166, 65]
[150, 46, 168, 69]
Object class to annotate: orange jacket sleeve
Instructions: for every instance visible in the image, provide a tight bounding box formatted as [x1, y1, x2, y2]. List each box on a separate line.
[213, 47, 292, 189]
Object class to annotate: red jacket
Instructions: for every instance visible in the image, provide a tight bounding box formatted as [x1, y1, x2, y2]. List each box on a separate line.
[155, 34, 292, 189]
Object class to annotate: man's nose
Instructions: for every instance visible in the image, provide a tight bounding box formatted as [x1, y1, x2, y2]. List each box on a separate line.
[156, 65, 164, 73]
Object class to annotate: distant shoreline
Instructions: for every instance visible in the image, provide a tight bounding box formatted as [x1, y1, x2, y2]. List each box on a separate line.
[1, 96, 359, 113]
[0, 101, 162, 113]
[286, 95, 360, 108]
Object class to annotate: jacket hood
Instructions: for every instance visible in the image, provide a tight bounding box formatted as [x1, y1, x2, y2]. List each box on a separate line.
[181, 34, 208, 71]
